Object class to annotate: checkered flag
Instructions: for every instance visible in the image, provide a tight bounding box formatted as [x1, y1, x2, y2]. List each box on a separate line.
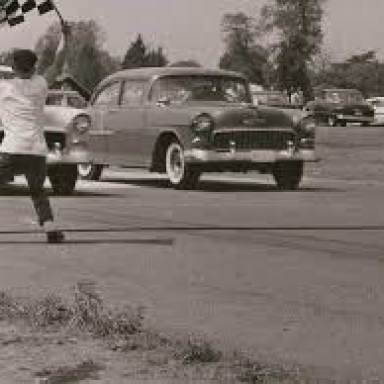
[0, 0, 55, 27]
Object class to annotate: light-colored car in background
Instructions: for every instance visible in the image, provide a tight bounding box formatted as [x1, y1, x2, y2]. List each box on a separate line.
[252, 90, 303, 110]
[83, 67, 317, 190]
[366, 97, 384, 125]
[0, 70, 92, 195]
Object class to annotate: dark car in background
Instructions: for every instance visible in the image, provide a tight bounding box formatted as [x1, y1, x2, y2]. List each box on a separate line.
[305, 88, 374, 126]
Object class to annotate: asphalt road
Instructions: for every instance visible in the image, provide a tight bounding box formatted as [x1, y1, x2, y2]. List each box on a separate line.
[0, 140, 384, 381]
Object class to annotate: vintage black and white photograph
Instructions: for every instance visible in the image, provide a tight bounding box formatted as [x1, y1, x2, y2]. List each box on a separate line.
[0, 0, 382, 382]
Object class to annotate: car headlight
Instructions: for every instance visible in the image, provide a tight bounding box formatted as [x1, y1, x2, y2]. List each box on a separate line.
[298, 116, 316, 135]
[191, 113, 214, 133]
[73, 114, 91, 133]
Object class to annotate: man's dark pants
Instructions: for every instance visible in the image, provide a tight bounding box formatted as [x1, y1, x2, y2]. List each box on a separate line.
[0, 153, 54, 226]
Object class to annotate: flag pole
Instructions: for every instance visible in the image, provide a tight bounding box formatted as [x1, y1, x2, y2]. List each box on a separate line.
[50, 0, 70, 75]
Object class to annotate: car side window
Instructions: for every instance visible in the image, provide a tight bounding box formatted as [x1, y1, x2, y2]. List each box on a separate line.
[46, 94, 63, 106]
[92, 82, 121, 107]
[121, 80, 146, 107]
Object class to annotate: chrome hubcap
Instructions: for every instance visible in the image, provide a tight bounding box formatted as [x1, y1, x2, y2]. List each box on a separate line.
[167, 144, 184, 183]
[78, 164, 92, 177]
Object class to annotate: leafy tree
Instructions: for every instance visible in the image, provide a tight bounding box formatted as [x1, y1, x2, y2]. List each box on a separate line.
[122, 34, 168, 69]
[146, 47, 168, 67]
[219, 12, 268, 86]
[314, 50, 382, 97]
[35, 20, 118, 91]
[122, 34, 147, 69]
[260, 0, 325, 100]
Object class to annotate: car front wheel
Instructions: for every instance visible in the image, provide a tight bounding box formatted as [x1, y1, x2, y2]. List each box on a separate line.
[78, 163, 103, 180]
[165, 140, 200, 190]
[48, 164, 78, 195]
[272, 161, 304, 191]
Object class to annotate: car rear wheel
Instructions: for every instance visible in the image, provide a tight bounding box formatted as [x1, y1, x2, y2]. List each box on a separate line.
[78, 163, 103, 181]
[165, 140, 200, 190]
[48, 164, 78, 195]
[272, 161, 304, 191]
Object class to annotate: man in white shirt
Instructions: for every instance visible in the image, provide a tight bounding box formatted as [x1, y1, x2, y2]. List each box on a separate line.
[0, 49, 64, 243]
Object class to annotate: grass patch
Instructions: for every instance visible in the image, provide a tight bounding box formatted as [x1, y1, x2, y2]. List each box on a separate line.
[0, 280, 143, 337]
[35, 360, 103, 383]
[0, 282, 297, 383]
[175, 336, 223, 364]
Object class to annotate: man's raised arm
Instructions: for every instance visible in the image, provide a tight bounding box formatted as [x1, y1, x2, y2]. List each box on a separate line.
[42, 22, 71, 86]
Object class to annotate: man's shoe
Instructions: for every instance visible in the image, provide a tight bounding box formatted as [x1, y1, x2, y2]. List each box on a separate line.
[46, 230, 65, 244]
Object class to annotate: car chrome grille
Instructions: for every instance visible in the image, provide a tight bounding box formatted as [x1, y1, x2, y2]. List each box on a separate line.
[211, 130, 295, 151]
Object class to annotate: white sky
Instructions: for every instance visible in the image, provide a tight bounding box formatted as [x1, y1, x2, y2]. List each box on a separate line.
[0, 0, 382, 67]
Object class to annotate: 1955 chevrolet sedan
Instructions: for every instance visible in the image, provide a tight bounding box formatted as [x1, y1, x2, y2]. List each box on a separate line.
[83, 67, 318, 190]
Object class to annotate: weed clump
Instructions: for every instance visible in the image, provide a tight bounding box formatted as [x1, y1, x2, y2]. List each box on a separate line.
[0, 280, 143, 338]
[175, 336, 223, 364]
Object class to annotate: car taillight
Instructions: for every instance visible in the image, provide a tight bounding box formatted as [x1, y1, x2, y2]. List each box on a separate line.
[73, 115, 91, 133]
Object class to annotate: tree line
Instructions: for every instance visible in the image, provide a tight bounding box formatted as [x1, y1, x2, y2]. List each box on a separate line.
[0, 1, 381, 100]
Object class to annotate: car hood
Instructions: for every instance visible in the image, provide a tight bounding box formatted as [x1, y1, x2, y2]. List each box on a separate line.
[152, 102, 308, 129]
[43, 106, 88, 131]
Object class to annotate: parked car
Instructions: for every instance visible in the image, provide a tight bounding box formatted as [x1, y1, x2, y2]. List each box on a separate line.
[83, 67, 317, 190]
[305, 88, 374, 126]
[252, 90, 303, 109]
[366, 97, 384, 125]
[0, 72, 91, 195]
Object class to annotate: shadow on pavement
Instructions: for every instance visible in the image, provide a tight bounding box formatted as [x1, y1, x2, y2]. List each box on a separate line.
[103, 177, 344, 193]
[0, 238, 174, 246]
[0, 184, 120, 197]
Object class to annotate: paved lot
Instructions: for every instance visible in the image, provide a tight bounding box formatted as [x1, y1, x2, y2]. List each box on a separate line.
[0, 125, 383, 381]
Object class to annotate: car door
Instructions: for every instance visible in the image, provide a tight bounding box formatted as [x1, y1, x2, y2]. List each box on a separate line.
[88, 81, 121, 164]
[87, 81, 122, 165]
[105, 79, 147, 167]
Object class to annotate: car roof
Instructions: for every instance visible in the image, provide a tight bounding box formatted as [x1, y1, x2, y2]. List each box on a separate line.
[48, 90, 82, 96]
[320, 88, 361, 93]
[97, 67, 247, 88]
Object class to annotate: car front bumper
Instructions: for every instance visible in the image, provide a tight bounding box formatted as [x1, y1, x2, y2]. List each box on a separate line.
[336, 114, 374, 123]
[185, 148, 318, 164]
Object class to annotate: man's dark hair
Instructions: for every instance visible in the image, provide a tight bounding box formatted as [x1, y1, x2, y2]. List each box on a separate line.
[12, 49, 37, 74]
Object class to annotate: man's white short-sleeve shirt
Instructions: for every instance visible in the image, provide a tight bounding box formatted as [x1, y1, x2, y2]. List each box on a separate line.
[0, 75, 48, 156]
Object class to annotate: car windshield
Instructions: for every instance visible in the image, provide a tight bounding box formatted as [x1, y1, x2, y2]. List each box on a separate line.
[253, 92, 288, 105]
[150, 75, 251, 104]
[46, 93, 85, 109]
[324, 90, 364, 104]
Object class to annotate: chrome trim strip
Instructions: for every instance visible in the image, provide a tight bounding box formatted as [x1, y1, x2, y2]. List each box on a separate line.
[185, 149, 318, 163]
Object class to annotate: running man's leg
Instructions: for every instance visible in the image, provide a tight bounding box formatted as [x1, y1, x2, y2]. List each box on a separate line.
[23, 155, 64, 243]
[23, 155, 53, 225]
[0, 153, 16, 184]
